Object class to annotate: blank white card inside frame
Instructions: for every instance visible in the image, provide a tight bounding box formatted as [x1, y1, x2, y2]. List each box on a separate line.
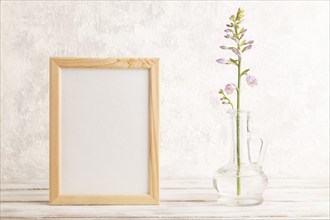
[60, 68, 149, 194]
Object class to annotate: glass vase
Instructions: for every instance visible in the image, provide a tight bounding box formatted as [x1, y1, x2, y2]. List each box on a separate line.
[213, 110, 268, 206]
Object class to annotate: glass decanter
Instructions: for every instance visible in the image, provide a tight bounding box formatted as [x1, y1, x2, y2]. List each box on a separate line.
[213, 109, 268, 206]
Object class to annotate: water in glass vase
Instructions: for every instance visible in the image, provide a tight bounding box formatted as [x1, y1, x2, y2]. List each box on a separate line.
[213, 110, 268, 206]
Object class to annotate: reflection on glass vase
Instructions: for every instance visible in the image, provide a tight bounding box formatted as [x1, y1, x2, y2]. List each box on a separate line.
[213, 110, 268, 206]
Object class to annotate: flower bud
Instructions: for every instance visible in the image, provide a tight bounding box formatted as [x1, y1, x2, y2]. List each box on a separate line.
[231, 48, 241, 57]
[242, 44, 252, 52]
[216, 58, 231, 65]
[241, 28, 247, 34]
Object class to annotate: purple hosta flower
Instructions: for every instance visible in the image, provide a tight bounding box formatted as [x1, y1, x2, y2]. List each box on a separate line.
[231, 48, 241, 57]
[224, 34, 231, 38]
[245, 44, 252, 50]
[246, 74, 258, 87]
[224, 29, 233, 33]
[242, 44, 252, 52]
[216, 58, 232, 65]
[220, 45, 229, 50]
[246, 40, 254, 45]
[226, 23, 233, 27]
[224, 83, 236, 95]
[220, 45, 242, 54]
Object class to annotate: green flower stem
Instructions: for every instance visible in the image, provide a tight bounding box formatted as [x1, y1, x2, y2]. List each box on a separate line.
[229, 101, 234, 110]
[236, 56, 241, 197]
[221, 93, 234, 109]
[235, 24, 242, 197]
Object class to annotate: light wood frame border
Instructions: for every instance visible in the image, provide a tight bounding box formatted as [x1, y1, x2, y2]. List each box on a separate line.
[49, 58, 159, 205]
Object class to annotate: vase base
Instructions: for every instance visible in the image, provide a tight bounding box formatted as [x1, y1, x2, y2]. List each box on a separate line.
[217, 195, 263, 206]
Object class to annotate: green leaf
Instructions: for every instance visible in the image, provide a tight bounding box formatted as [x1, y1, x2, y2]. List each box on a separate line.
[241, 69, 250, 76]
[239, 28, 244, 34]
[229, 58, 238, 66]
[236, 9, 240, 20]
[240, 40, 246, 46]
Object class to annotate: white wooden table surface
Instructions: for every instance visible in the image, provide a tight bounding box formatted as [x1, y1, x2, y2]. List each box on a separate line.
[1, 179, 329, 219]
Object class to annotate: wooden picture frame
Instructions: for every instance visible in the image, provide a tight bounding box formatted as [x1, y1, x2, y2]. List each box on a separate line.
[49, 58, 159, 205]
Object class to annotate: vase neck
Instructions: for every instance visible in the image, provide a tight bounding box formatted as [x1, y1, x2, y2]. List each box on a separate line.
[227, 110, 251, 165]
